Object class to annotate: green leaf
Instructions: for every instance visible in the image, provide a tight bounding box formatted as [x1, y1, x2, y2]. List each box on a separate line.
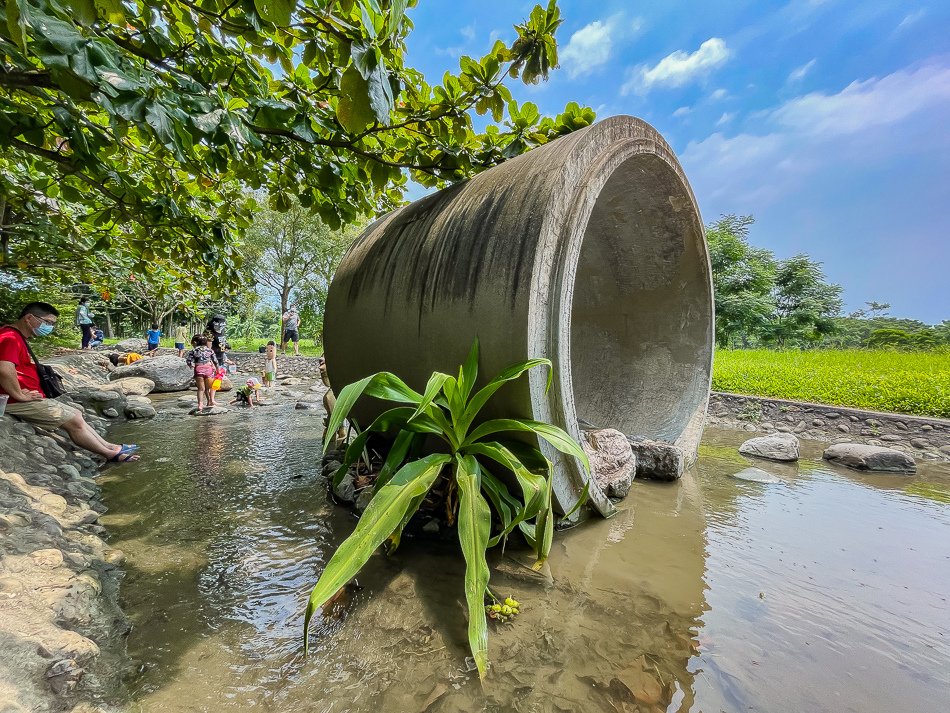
[337, 65, 375, 134]
[6, 0, 26, 52]
[462, 441, 547, 519]
[456, 358, 551, 436]
[458, 337, 479, 403]
[322, 371, 422, 452]
[373, 430, 417, 492]
[366, 58, 394, 125]
[254, 0, 293, 26]
[304, 453, 450, 652]
[409, 372, 451, 422]
[455, 454, 491, 678]
[465, 419, 590, 472]
[93, 0, 124, 24]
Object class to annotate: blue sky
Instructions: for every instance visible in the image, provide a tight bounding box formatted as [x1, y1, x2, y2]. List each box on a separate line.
[403, 1, 950, 323]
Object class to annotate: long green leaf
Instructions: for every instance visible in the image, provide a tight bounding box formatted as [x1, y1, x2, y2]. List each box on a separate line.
[533, 468, 555, 569]
[373, 430, 416, 492]
[455, 454, 491, 678]
[410, 372, 451, 421]
[335, 407, 414, 485]
[455, 358, 551, 435]
[457, 338, 479, 403]
[463, 441, 547, 518]
[304, 454, 450, 652]
[464, 418, 590, 472]
[322, 372, 422, 452]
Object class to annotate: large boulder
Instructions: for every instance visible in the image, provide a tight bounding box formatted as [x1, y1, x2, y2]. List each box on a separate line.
[627, 438, 686, 481]
[822, 443, 916, 473]
[582, 428, 636, 498]
[110, 355, 192, 392]
[103, 377, 155, 396]
[738, 433, 800, 462]
[68, 388, 126, 416]
[114, 338, 148, 353]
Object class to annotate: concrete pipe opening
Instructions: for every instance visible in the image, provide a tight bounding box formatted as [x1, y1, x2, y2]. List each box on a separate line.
[324, 116, 713, 520]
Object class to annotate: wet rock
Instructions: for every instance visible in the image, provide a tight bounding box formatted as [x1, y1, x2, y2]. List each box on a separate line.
[101, 408, 119, 418]
[812, 419, 825, 427]
[354, 488, 374, 514]
[824, 412, 840, 419]
[730, 467, 782, 484]
[920, 424, 933, 432]
[760, 422, 774, 430]
[189, 406, 229, 416]
[582, 428, 636, 498]
[909, 438, 930, 449]
[279, 377, 303, 386]
[111, 355, 193, 392]
[422, 520, 440, 535]
[333, 473, 356, 503]
[837, 423, 851, 433]
[176, 395, 198, 408]
[894, 421, 907, 431]
[627, 438, 685, 481]
[124, 396, 156, 419]
[823, 443, 916, 473]
[939, 445, 950, 456]
[738, 433, 800, 462]
[866, 418, 882, 428]
[879, 434, 903, 442]
[295, 401, 321, 410]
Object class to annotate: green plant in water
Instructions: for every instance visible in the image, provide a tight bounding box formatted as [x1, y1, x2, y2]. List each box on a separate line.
[304, 339, 590, 677]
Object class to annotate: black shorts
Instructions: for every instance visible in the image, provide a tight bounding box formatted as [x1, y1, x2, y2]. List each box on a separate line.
[284, 329, 299, 342]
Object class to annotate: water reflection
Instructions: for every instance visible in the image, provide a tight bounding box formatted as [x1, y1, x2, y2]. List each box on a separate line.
[102, 407, 950, 713]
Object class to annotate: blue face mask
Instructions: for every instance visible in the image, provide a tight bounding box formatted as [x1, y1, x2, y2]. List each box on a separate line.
[31, 317, 55, 337]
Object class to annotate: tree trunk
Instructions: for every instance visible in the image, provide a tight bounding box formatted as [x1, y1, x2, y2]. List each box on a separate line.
[104, 310, 113, 338]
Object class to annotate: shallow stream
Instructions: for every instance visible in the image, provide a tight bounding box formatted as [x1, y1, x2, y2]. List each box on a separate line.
[101, 400, 950, 712]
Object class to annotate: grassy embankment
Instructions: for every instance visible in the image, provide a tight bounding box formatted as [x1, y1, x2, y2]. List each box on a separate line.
[713, 349, 950, 418]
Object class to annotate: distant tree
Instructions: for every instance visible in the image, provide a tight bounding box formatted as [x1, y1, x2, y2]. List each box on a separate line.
[765, 254, 843, 347]
[706, 215, 776, 347]
[848, 301, 891, 320]
[242, 197, 360, 334]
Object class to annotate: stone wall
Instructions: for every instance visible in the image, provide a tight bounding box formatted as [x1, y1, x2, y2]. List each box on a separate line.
[708, 392, 950, 463]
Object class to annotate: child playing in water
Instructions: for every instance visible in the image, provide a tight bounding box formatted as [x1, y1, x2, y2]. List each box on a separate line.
[186, 335, 218, 410]
[229, 378, 263, 408]
[262, 341, 277, 387]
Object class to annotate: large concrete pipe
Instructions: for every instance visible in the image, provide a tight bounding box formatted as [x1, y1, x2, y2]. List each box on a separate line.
[324, 116, 714, 519]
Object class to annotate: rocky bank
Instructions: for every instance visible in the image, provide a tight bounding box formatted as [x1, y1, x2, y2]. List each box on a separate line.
[0, 412, 128, 713]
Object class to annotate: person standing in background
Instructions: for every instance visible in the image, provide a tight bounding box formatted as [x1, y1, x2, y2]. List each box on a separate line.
[145, 323, 161, 354]
[281, 304, 301, 356]
[174, 321, 188, 358]
[75, 297, 94, 349]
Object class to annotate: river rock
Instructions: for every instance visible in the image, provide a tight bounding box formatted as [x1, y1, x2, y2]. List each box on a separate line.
[909, 438, 929, 449]
[582, 428, 636, 498]
[627, 438, 685, 481]
[101, 408, 119, 419]
[822, 443, 916, 473]
[333, 472, 356, 503]
[111, 355, 193, 392]
[114, 338, 148, 353]
[124, 396, 156, 419]
[354, 488, 374, 514]
[730, 467, 781, 484]
[104, 377, 155, 396]
[295, 401, 321, 410]
[738, 433, 800, 462]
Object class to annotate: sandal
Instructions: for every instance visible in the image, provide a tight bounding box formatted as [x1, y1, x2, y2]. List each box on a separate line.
[108, 445, 140, 463]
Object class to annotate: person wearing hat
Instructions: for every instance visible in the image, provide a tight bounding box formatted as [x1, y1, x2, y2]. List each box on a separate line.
[230, 378, 263, 408]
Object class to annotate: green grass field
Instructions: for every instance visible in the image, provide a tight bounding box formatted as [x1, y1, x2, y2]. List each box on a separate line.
[100, 336, 324, 357]
[712, 349, 950, 418]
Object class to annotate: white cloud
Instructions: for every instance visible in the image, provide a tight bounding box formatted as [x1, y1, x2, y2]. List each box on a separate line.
[673, 106, 692, 118]
[682, 62, 950, 205]
[460, 24, 475, 42]
[787, 59, 816, 83]
[709, 88, 728, 101]
[561, 14, 643, 79]
[622, 38, 731, 94]
[716, 112, 735, 127]
[897, 9, 926, 30]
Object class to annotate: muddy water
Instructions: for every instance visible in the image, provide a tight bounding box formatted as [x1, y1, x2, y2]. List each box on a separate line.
[101, 403, 950, 712]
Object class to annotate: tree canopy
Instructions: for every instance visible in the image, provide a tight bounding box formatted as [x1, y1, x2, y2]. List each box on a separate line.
[0, 0, 594, 292]
[707, 215, 843, 348]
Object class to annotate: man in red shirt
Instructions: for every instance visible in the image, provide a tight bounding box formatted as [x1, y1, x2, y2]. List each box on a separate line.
[1, 302, 139, 462]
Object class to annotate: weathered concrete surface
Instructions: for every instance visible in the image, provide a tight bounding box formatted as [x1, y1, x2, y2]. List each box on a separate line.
[325, 116, 713, 519]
